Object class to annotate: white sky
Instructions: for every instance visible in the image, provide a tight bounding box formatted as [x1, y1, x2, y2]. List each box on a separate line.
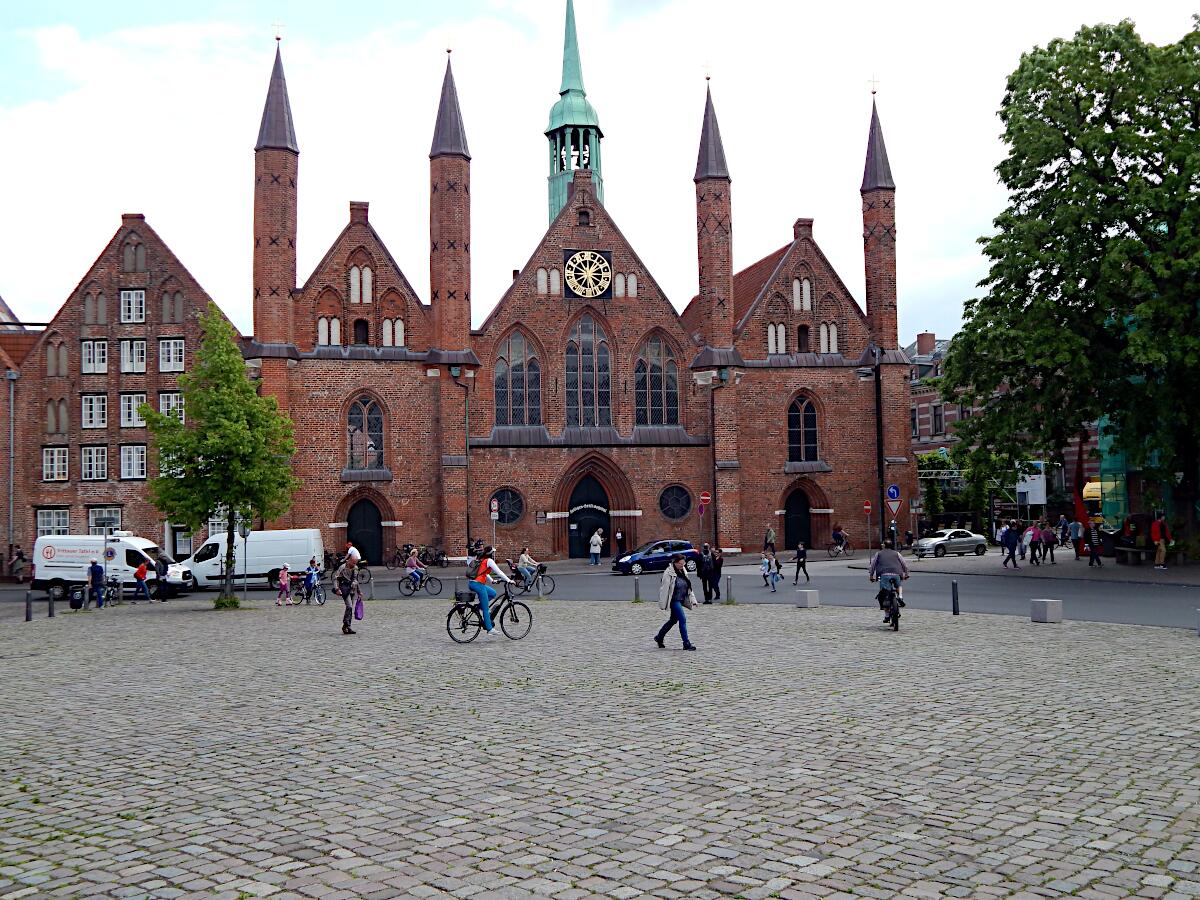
[0, 0, 1193, 345]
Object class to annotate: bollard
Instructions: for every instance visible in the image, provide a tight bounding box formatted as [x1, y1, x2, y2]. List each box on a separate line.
[48, 590, 55, 618]
[1195, 609, 1199, 638]
[25, 590, 32, 622]
[633, 574, 640, 603]
[1030, 598, 1062, 623]
[952, 580, 960, 616]
[726, 574, 733, 603]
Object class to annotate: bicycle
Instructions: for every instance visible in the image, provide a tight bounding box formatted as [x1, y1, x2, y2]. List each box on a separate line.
[290, 574, 326, 605]
[507, 560, 555, 596]
[399, 570, 443, 596]
[321, 553, 371, 585]
[446, 581, 532, 643]
[419, 545, 449, 568]
[874, 579, 903, 631]
[827, 540, 855, 559]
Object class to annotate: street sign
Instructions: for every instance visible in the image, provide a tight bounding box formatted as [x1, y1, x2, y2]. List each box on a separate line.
[490, 498, 499, 512]
[697, 504, 705, 518]
[886, 498, 902, 518]
[863, 500, 872, 515]
[886, 484, 900, 501]
[699, 490, 712, 505]
[490, 511, 499, 521]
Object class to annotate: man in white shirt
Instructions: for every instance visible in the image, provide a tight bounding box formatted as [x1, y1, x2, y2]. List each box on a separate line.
[345, 541, 361, 565]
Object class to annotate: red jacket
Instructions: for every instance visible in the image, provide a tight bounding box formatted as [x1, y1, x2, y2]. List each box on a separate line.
[135, 562, 148, 582]
[1151, 520, 1171, 543]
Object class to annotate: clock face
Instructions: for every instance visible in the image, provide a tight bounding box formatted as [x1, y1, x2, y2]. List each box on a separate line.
[563, 249, 613, 300]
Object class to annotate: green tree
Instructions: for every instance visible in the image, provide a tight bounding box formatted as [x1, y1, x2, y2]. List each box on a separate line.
[142, 305, 300, 604]
[922, 473, 944, 520]
[942, 19, 1200, 536]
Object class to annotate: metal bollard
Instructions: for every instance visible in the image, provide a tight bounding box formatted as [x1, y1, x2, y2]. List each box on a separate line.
[25, 590, 32, 622]
[726, 574, 733, 603]
[48, 590, 55, 618]
[952, 580, 960, 616]
[633, 575, 640, 602]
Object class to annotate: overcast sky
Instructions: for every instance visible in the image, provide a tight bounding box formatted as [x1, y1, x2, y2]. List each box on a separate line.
[0, 0, 1193, 344]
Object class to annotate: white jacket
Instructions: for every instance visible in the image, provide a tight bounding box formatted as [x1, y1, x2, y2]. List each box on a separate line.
[659, 567, 694, 609]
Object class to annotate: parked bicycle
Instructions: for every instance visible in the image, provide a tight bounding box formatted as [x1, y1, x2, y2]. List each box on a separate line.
[399, 570, 443, 596]
[827, 540, 855, 559]
[446, 581, 532, 643]
[506, 559, 555, 595]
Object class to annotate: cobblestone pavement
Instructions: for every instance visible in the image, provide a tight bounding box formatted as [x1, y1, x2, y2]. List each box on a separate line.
[1, 598, 1198, 899]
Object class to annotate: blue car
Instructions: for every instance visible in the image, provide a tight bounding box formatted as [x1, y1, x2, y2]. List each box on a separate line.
[611, 539, 701, 575]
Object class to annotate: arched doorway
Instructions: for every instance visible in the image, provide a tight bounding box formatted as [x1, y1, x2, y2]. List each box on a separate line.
[347, 498, 383, 564]
[784, 487, 812, 550]
[568, 475, 610, 559]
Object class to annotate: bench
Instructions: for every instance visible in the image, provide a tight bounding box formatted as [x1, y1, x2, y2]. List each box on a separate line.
[1113, 546, 1185, 566]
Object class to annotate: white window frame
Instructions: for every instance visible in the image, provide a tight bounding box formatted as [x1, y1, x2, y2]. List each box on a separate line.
[81, 394, 108, 429]
[81, 340, 108, 374]
[349, 266, 361, 304]
[627, 273, 638, 298]
[81, 445, 108, 481]
[37, 508, 70, 536]
[317, 317, 329, 346]
[329, 317, 341, 345]
[120, 393, 147, 428]
[159, 339, 185, 373]
[42, 447, 69, 481]
[159, 392, 184, 422]
[394, 318, 405, 347]
[88, 507, 122, 535]
[120, 289, 146, 323]
[120, 444, 147, 480]
[120, 339, 147, 373]
[361, 266, 373, 303]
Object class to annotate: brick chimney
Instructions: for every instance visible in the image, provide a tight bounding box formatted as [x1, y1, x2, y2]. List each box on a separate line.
[916, 331, 936, 356]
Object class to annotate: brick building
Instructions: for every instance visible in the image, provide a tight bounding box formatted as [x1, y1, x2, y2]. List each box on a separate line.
[2, 2, 916, 566]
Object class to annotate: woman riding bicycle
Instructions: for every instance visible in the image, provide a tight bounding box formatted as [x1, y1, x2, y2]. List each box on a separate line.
[405, 547, 427, 589]
[517, 547, 538, 588]
[832, 524, 847, 548]
[470, 545, 513, 639]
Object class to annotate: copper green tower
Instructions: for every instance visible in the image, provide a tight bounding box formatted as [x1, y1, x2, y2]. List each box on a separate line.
[546, 0, 604, 221]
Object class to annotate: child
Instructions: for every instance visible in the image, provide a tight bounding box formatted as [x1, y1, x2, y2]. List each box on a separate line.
[769, 553, 782, 592]
[276, 563, 294, 606]
[760, 552, 771, 587]
[302, 557, 320, 602]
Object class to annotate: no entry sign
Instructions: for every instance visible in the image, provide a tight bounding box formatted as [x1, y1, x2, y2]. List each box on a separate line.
[863, 500, 872, 515]
[699, 491, 712, 505]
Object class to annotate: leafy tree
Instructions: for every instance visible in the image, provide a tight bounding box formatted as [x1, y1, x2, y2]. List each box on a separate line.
[142, 305, 300, 604]
[922, 473, 944, 520]
[942, 19, 1200, 536]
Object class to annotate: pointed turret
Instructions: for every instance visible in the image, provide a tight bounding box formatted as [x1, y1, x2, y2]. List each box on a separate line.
[545, 0, 604, 221]
[430, 56, 471, 160]
[861, 96, 897, 348]
[694, 85, 730, 182]
[255, 44, 299, 153]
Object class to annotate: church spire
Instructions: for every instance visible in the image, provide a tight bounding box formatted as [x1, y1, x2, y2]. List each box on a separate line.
[694, 83, 730, 182]
[255, 43, 299, 153]
[560, 0, 585, 94]
[545, 0, 603, 221]
[430, 54, 470, 160]
[861, 98, 894, 191]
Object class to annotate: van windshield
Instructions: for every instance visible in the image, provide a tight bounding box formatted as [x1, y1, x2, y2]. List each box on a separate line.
[193, 543, 220, 563]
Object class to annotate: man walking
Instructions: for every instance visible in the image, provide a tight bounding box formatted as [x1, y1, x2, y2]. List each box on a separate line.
[792, 542, 809, 583]
[708, 548, 724, 602]
[698, 543, 715, 604]
[334, 556, 362, 634]
[1069, 518, 1083, 559]
[1087, 520, 1104, 568]
[763, 525, 776, 554]
[1151, 512, 1171, 570]
[1001, 520, 1021, 569]
[614, 528, 626, 557]
[88, 558, 105, 609]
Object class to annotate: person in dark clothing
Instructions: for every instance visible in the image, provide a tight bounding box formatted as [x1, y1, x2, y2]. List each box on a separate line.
[153, 554, 170, 600]
[792, 542, 809, 583]
[1087, 521, 1104, 568]
[708, 549, 723, 602]
[614, 529, 626, 557]
[763, 526, 776, 554]
[1001, 521, 1021, 569]
[697, 543, 715, 604]
[88, 558, 105, 608]
[655, 555, 696, 651]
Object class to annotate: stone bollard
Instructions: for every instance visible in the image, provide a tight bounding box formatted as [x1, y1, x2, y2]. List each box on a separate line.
[1030, 598, 1062, 624]
[1196, 609, 1199, 637]
[795, 589, 820, 609]
[633, 575, 640, 603]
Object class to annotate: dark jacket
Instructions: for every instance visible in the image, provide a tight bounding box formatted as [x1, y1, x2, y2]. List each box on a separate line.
[1001, 528, 1021, 550]
[698, 552, 715, 576]
[710, 554, 724, 578]
[89, 563, 105, 587]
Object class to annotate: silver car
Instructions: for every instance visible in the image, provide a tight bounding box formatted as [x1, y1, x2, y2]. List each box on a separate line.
[915, 529, 987, 558]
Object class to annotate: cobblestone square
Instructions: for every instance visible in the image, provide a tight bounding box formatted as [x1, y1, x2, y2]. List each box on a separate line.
[1, 598, 1197, 899]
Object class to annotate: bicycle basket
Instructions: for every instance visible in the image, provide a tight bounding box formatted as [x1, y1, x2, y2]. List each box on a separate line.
[536, 564, 548, 574]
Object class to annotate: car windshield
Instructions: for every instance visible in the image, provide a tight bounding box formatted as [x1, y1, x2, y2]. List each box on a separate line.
[930, 531, 951, 539]
[632, 541, 661, 554]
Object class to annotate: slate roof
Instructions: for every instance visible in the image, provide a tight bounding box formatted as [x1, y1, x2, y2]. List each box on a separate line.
[861, 98, 894, 191]
[255, 44, 299, 153]
[430, 56, 470, 160]
[694, 84, 730, 181]
[0, 292, 23, 330]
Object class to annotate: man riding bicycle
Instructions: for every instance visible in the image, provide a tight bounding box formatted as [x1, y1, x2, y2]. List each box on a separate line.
[832, 524, 847, 548]
[869, 539, 909, 622]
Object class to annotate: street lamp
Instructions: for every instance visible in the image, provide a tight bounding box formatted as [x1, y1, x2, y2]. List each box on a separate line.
[856, 344, 887, 548]
[238, 519, 251, 606]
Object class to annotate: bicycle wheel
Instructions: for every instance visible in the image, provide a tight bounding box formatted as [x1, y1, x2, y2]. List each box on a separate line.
[399, 578, 416, 596]
[827, 543, 838, 558]
[424, 576, 443, 595]
[843, 544, 855, 559]
[538, 575, 556, 595]
[446, 605, 482, 643]
[436, 552, 449, 568]
[385, 555, 399, 570]
[314, 584, 327, 606]
[500, 600, 533, 640]
[890, 606, 900, 631]
[358, 566, 372, 584]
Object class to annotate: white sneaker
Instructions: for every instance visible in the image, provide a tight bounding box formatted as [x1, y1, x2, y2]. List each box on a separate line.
[485, 629, 496, 638]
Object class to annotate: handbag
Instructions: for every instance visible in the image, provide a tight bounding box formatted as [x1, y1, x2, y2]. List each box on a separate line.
[684, 589, 698, 610]
[353, 597, 364, 620]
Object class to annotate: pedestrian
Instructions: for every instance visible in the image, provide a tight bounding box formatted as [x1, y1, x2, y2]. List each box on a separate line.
[698, 543, 715, 604]
[709, 548, 724, 602]
[614, 529, 626, 557]
[1040, 523, 1056, 564]
[1151, 512, 1172, 570]
[792, 542, 810, 583]
[1026, 523, 1042, 566]
[1017, 522, 1028, 561]
[1001, 520, 1020, 569]
[334, 556, 362, 634]
[88, 558, 105, 609]
[1087, 520, 1104, 568]
[760, 551, 771, 586]
[903, 530, 914, 550]
[276, 563, 294, 605]
[153, 553, 171, 600]
[589, 529, 603, 566]
[763, 525, 776, 554]
[469, 545, 513, 638]
[133, 559, 152, 603]
[9, 546, 27, 583]
[655, 554, 697, 651]
[1069, 518, 1083, 559]
[769, 552, 782, 592]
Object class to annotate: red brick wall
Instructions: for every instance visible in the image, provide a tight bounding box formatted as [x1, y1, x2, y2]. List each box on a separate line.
[253, 148, 298, 344]
[695, 177, 734, 347]
[862, 187, 898, 348]
[430, 155, 471, 351]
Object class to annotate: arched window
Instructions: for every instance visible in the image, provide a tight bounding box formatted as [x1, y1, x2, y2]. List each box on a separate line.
[46, 400, 56, 433]
[349, 266, 361, 304]
[490, 488, 524, 525]
[136, 244, 146, 272]
[123, 240, 145, 272]
[788, 396, 819, 462]
[829, 323, 839, 353]
[382, 319, 393, 347]
[330, 317, 342, 345]
[635, 337, 679, 426]
[123, 243, 135, 272]
[494, 332, 541, 426]
[96, 293, 107, 324]
[767, 325, 776, 355]
[776, 323, 787, 354]
[361, 267, 373, 303]
[627, 273, 638, 298]
[536, 268, 548, 295]
[353, 319, 369, 345]
[614, 273, 625, 298]
[317, 317, 329, 346]
[549, 268, 561, 295]
[59, 399, 68, 432]
[565, 314, 610, 428]
[394, 318, 405, 347]
[802, 278, 812, 311]
[797, 324, 810, 353]
[347, 395, 384, 470]
[819, 323, 829, 354]
[46, 344, 57, 377]
[84, 294, 95, 324]
[792, 279, 802, 311]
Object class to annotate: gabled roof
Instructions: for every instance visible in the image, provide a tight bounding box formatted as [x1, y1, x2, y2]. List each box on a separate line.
[0, 292, 23, 331]
[299, 218, 425, 316]
[694, 84, 730, 182]
[0, 331, 37, 365]
[680, 244, 787, 339]
[861, 98, 894, 192]
[430, 56, 470, 160]
[256, 44, 299, 153]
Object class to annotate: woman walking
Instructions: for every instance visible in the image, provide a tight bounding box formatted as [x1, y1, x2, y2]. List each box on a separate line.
[792, 542, 809, 583]
[589, 529, 604, 566]
[655, 554, 697, 651]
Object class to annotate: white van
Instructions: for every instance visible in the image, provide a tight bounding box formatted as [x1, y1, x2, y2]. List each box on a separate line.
[32, 532, 193, 600]
[184, 528, 324, 589]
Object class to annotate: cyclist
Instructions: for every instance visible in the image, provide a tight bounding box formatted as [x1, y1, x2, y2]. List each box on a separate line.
[470, 545, 514, 639]
[832, 524, 847, 551]
[405, 547, 427, 590]
[868, 539, 909, 623]
[517, 547, 538, 588]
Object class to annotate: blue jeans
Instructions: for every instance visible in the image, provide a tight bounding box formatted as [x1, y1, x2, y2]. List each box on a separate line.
[134, 579, 151, 602]
[409, 570, 423, 587]
[879, 573, 901, 592]
[90, 585, 104, 608]
[468, 581, 496, 631]
[589, 552, 599, 565]
[518, 566, 535, 586]
[656, 599, 691, 647]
